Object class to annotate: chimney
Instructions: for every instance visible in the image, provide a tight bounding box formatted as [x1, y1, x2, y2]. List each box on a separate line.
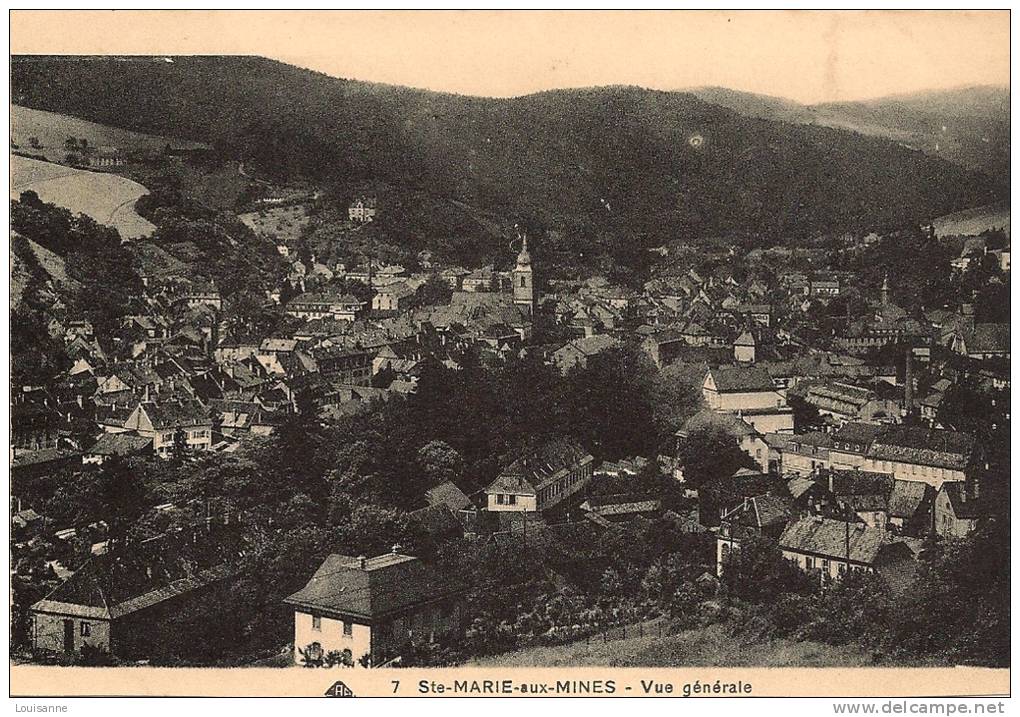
[391, 543, 402, 555]
[965, 476, 980, 501]
[357, 555, 367, 569]
[903, 348, 914, 418]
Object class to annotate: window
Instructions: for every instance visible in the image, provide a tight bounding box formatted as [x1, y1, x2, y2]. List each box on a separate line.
[80, 622, 92, 637]
[520, 276, 527, 288]
[822, 559, 830, 573]
[312, 614, 322, 631]
[343, 621, 353, 637]
[838, 562, 847, 576]
[806, 556, 815, 569]
[508, 494, 516, 505]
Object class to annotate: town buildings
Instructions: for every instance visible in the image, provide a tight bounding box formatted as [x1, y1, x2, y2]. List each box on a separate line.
[484, 438, 595, 514]
[348, 196, 377, 223]
[284, 550, 464, 667]
[702, 365, 795, 434]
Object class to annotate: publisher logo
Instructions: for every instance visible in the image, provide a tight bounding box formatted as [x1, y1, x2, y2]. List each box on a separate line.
[325, 680, 355, 697]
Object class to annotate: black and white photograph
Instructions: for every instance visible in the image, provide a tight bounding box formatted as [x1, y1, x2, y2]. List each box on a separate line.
[7, 9, 1011, 701]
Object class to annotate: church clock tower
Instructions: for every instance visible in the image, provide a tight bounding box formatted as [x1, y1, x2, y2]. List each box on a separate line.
[512, 233, 535, 317]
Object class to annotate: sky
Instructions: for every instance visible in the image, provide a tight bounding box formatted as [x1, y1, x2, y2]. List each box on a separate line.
[11, 10, 1011, 103]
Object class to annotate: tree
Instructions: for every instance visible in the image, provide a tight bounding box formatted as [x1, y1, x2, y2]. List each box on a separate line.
[888, 520, 1008, 666]
[410, 275, 452, 308]
[649, 365, 704, 446]
[677, 423, 756, 490]
[720, 535, 815, 605]
[564, 346, 659, 459]
[789, 394, 825, 433]
[417, 440, 464, 486]
[802, 570, 891, 646]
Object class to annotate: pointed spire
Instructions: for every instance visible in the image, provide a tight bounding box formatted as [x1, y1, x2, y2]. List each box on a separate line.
[516, 231, 531, 267]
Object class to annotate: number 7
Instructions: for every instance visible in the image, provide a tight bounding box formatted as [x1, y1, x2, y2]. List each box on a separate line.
[391, 680, 400, 694]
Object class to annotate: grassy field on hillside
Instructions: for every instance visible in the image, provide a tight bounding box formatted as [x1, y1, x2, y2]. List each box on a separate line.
[11, 104, 207, 163]
[239, 204, 312, 246]
[933, 201, 1010, 238]
[11, 156, 155, 239]
[471, 621, 877, 668]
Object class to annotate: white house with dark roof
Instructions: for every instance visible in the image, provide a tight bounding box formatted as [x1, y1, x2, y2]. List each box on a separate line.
[484, 475, 538, 512]
[733, 331, 756, 364]
[284, 551, 464, 667]
[286, 292, 365, 322]
[778, 431, 832, 477]
[703, 366, 794, 434]
[775, 516, 921, 587]
[862, 426, 978, 488]
[828, 421, 885, 470]
[123, 399, 214, 458]
[348, 196, 377, 223]
[485, 438, 594, 514]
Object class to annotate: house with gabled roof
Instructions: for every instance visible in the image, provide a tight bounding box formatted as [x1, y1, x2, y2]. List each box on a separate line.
[716, 493, 794, 574]
[703, 365, 794, 434]
[862, 426, 978, 488]
[82, 433, 153, 466]
[776, 516, 921, 587]
[30, 525, 242, 659]
[123, 398, 214, 458]
[486, 438, 594, 514]
[424, 480, 472, 512]
[552, 334, 621, 373]
[887, 480, 935, 536]
[733, 330, 756, 364]
[641, 327, 688, 367]
[347, 196, 377, 223]
[284, 550, 465, 667]
[934, 482, 994, 538]
[949, 323, 1010, 360]
[677, 408, 769, 474]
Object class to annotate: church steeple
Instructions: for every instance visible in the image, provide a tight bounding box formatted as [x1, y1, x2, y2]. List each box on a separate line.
[881, 273, 890, 306]
[513, 231, 534, 316]
[516, 234, 531, 268]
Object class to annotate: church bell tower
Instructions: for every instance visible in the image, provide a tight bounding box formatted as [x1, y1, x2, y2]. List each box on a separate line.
[512, 233, 535, 316]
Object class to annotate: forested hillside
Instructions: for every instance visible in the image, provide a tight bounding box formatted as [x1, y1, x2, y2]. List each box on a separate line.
[11, 56, 1005, 245]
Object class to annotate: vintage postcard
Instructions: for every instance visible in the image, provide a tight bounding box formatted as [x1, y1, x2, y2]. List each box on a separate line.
[7, 9, 1010, 701]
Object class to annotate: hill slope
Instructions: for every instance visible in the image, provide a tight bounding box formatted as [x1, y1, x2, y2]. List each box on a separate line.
[11, 104, 208, 164]
[689, 85, 1010, 185]
[11, 156, 155, 239]
[11, 56, 1005, 242]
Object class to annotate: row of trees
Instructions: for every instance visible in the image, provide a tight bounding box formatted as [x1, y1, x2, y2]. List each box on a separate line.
[719, 521, 1009, 666]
